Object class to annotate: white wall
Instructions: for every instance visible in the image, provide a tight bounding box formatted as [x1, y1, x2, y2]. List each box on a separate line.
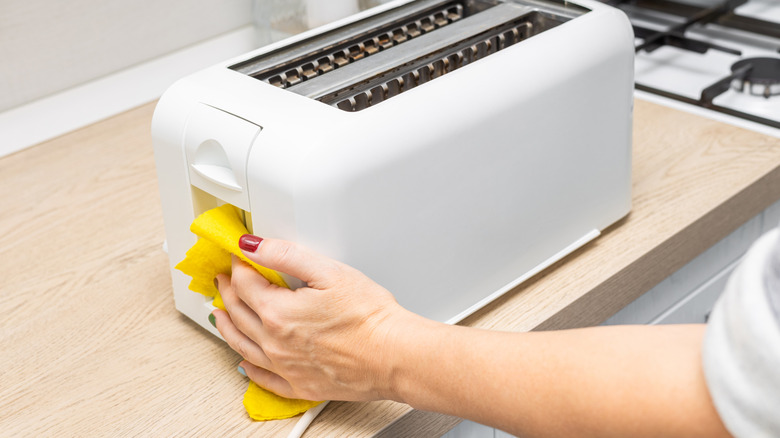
[0, 0, 401, 158]
[0, 0, 252, 112]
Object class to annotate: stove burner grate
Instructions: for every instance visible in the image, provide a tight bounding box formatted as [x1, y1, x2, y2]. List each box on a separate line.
[730, 58, 780, 98]
[635, 55, 780, 129]
[599, 0, 780, 128]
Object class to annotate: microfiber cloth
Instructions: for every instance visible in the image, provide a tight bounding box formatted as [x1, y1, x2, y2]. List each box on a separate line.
[175, 204, 323, 420]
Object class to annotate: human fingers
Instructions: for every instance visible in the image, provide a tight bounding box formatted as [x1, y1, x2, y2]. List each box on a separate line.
[239, 360, 299, 400]
[211, 309, 273, 371]
[238, 234, 343, 288]
[229, 255, 292, 319]
[215, 267, 266, 343]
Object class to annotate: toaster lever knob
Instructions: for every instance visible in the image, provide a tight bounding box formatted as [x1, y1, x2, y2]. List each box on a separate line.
[191, 163, 241, 191]
[183, 104, 261, 211]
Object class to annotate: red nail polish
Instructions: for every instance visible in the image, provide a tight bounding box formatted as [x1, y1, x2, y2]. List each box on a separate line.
[239, 234, 263, 253]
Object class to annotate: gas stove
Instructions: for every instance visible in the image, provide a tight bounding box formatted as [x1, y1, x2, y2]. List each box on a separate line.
[599, 0, 780, 137]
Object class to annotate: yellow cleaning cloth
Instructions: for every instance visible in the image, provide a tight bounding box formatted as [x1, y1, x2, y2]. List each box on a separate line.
[175, 204, 322, 420]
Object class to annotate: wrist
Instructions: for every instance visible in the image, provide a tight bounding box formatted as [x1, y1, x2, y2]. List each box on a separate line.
[372, 309, 441, 404]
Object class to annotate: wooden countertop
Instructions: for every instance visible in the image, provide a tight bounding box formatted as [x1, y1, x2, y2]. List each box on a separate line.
[1, 99, 779, 436]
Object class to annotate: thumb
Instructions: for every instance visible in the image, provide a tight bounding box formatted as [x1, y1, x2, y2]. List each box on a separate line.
[238, 234, 339, 286]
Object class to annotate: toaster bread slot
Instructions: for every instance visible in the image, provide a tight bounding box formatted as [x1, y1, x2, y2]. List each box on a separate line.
[294, 3, 533, 99]
[230, 0, 586, 110]
[314, 4, 562, 111]
[231, 0, 476, 88]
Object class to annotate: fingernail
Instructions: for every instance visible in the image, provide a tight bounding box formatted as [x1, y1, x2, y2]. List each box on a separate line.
[239, 234, 263, 253]
[213, 277, 219, 288]
[237, 365, 247, 377]
[208, 313, 216, 328]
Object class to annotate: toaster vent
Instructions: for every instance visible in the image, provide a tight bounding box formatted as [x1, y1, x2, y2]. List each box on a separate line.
[231, 0, 586, 112]
[326, 19, 533, 112]
[261, 3, 466, 89]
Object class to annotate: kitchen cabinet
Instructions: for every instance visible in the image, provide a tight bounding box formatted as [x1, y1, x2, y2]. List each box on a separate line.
[442, 420, 495, 438]
[606, 199, 780, 326]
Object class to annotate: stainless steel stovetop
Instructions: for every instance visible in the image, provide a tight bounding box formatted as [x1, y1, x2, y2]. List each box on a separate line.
[599, 0, 780, 137]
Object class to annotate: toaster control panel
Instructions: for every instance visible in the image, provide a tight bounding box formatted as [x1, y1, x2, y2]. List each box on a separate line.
[184, 104, 261, 211]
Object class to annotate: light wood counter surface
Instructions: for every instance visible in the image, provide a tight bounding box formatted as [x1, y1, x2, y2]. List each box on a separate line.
[1, 99, 779, 436]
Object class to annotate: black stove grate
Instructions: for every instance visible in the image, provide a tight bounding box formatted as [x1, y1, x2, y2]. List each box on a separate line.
[606, 0, 780, 43]
[599, 0, 780, 129]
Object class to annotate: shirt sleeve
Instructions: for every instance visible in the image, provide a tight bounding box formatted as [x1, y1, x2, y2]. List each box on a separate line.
[702, 227, 780, 438]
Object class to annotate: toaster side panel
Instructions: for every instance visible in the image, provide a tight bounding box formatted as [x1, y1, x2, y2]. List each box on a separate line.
[243, 5, 634, 324]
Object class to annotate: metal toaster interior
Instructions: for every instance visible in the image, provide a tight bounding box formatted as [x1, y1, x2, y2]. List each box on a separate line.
[230, 0, 587, 111]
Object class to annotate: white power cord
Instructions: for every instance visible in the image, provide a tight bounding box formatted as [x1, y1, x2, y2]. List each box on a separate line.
[287, 401, 330, 438]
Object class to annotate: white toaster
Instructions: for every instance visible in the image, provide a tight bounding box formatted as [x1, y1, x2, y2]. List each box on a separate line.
[152, 0, 635, 337]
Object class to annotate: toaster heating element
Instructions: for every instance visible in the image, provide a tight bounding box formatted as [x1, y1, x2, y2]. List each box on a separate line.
[152, 0, 635, 337]
[232, 0, 584, 112]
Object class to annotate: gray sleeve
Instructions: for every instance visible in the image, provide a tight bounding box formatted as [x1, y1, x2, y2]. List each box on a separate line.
[702, 227, 780, 438]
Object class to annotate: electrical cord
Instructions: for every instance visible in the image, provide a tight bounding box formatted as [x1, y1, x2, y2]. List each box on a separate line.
[287, 401, 330, 438]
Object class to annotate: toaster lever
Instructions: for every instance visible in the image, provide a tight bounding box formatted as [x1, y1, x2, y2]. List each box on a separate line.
[184, 104, 261, 211]
[190, 163, 241, 191]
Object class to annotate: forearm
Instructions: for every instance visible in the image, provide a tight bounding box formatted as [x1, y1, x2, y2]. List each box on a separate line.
[216, 237, 731, 436]
[385, 318, 729, 438]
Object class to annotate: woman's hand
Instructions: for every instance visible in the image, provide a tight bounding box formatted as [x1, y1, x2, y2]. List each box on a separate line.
[212, 235, 417, 402]
[211, 237, 731, 438]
